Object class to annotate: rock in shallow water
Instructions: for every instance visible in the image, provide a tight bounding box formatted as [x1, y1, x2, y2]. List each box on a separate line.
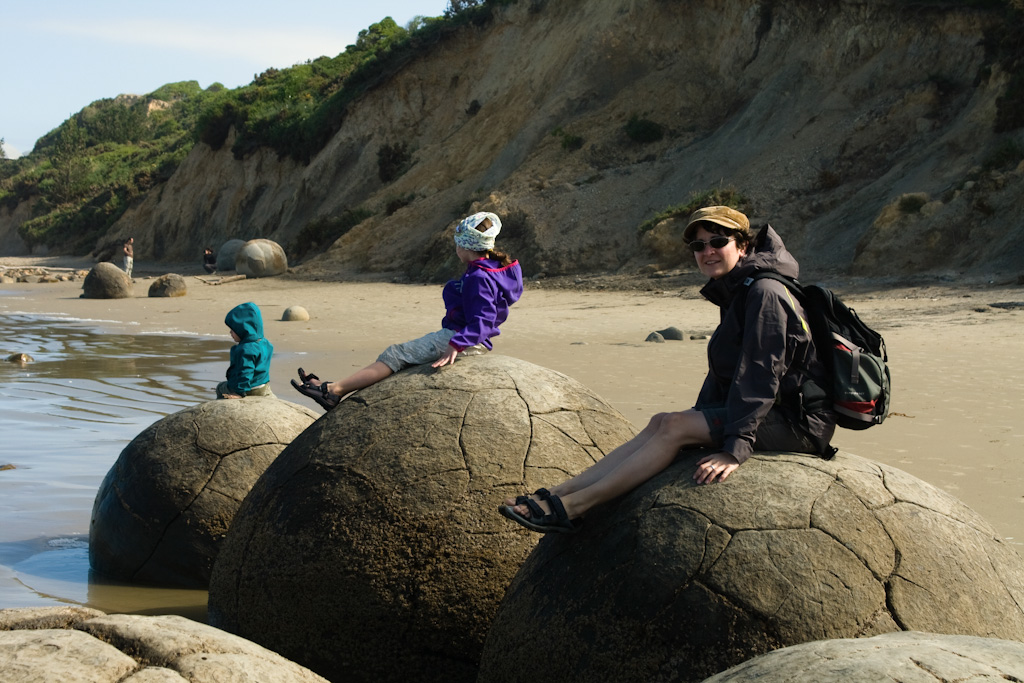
[89, 398, 318, 588]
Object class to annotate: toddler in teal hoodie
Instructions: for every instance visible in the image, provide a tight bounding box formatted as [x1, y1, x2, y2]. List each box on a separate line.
[217, 302, 275, 399]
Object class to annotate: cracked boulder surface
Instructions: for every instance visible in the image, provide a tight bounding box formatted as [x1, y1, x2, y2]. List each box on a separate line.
[703, 630, 1024, 682]
[478, 452, 1024, 683]
[0, 606, 328, 682]
[207, 354, 638, 683]
[89, 398, 319, 588]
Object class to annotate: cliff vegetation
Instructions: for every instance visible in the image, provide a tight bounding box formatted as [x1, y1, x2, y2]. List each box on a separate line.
[1, 0, 1023, 281]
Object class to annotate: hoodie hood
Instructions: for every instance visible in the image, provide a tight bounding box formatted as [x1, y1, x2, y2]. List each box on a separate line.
[700, 225, 799, 308]
[225, 302, 265, 342]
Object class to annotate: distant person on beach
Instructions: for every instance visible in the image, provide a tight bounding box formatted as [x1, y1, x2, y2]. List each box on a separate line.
[203, 247, 217, 274]
[498, 206, 837, 534]
[217, 302, 275, 399]
[122, 237, 134, 278]
[292, 211, 523, 411]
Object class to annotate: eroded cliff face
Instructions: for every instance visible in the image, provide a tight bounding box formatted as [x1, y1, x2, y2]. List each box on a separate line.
[104, 0, 1023, 279]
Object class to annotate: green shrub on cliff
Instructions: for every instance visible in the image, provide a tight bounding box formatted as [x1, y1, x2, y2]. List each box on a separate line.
[192, 1, 520, 163]
[1, 81, 224, 252]
[624, 115, 664, 144]
[637, 188, 748, 234]
[290, 208, 374, 262]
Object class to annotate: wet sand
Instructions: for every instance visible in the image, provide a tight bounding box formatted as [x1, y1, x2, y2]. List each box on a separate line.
[3, 257, 1024, 548]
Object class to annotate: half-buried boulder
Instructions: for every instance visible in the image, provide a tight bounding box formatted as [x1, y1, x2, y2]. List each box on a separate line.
[148, 273, 187, 297]
[478, 452, 1024, 683]
[0, 607, 328, 682]
[207, 354, 638, 683]
[235, 239, 287, 278]
[81, 262, 132, 299]
[89, 398, 318, 588]
[703, 630, 1024, 682]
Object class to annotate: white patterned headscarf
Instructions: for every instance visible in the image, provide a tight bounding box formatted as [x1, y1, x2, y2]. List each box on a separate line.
[454, 212, 502, 252]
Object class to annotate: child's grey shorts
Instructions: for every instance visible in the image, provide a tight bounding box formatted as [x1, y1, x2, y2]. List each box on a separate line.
[377, 328, 488, 372]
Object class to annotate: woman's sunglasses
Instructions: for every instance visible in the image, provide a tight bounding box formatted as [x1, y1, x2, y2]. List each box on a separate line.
[688, 236, 735, 253]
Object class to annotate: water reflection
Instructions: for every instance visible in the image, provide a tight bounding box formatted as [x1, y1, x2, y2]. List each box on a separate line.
[0, 312, 226, 618]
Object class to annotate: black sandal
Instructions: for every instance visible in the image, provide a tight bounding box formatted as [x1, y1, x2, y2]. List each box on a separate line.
[498, 491, 578, 534]
[290, 378, 340, 411]
[513, 487, 550, 507]
[297, 367, 319, 383]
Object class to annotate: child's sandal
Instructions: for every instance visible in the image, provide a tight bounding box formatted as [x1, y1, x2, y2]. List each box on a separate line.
[290, 379, 340, 411]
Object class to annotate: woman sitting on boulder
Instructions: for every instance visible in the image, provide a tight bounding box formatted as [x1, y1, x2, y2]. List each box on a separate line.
[499, 206, 836, 534]
[292, 212, 523, 411]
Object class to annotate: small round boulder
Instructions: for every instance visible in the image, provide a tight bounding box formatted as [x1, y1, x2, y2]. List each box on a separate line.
[81, 262, 133, 299]
[148, 273, 187, 297]
[216, 239, 246, 272]
[704, 631, 1024, 682]
[208, 355, 638, 683]
[235, 239, 287, 278]
[281, 305, 309, 321]
[479, 452, 1024, 683]
[89, 398, 319, 588]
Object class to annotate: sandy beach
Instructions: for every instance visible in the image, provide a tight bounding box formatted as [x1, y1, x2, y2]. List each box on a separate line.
[3, 256, 1023, 547]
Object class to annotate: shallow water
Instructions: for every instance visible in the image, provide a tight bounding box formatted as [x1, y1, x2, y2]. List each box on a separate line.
[0, 309, 229, 620]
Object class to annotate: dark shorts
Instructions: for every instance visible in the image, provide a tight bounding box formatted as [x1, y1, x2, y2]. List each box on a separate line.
[700, 405, 821, 454]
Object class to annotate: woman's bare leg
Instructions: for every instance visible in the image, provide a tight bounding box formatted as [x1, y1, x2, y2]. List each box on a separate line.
[509, 410, 713, 520]
[503, 412, 669, 506]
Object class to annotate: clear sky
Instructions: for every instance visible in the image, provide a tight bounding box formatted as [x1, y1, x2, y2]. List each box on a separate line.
[1, 0, 452, 158]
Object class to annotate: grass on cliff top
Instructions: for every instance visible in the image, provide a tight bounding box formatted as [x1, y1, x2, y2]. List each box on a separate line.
[194, 0, 518, 163]
[0, 0, 515, 255]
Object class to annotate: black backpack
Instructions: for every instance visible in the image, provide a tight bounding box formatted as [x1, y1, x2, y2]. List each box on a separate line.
[744, 272, 891, 430]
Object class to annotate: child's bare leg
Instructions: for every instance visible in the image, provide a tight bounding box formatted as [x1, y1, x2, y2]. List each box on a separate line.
[323, 361, 393, 397]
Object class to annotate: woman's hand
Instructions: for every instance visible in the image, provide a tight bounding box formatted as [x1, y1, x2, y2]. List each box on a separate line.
[693, 452, 740, 485]
[222, 392, 243, 399]
[431, 346, 459, 368]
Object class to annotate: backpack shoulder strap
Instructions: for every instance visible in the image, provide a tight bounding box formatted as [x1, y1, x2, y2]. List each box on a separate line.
[743, 270, 805, 300]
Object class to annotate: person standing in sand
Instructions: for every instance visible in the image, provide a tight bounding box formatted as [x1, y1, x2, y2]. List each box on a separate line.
[122, 237, 134, 278]
[499, 206, 837, 534]
[292, 211, 523, 411]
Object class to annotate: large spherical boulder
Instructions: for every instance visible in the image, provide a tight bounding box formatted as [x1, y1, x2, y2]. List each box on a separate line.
[704, 630, 1024, 682]
[89, 398, 319, 588]
[81, 262, 132, 299]
[235, 239, 287, 278]
[0, 607, 328, 682]
[479, 452, 1024, 683]
[148, 273, 187, 297]
[208, 355, 638, 683]
[216, 239, 246, 271]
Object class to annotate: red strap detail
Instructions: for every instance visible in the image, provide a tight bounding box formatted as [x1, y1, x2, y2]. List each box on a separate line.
[836, 399, 876, 413]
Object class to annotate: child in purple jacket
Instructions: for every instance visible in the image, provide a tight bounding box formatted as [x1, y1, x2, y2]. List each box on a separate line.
[292, 212, 523, 410]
